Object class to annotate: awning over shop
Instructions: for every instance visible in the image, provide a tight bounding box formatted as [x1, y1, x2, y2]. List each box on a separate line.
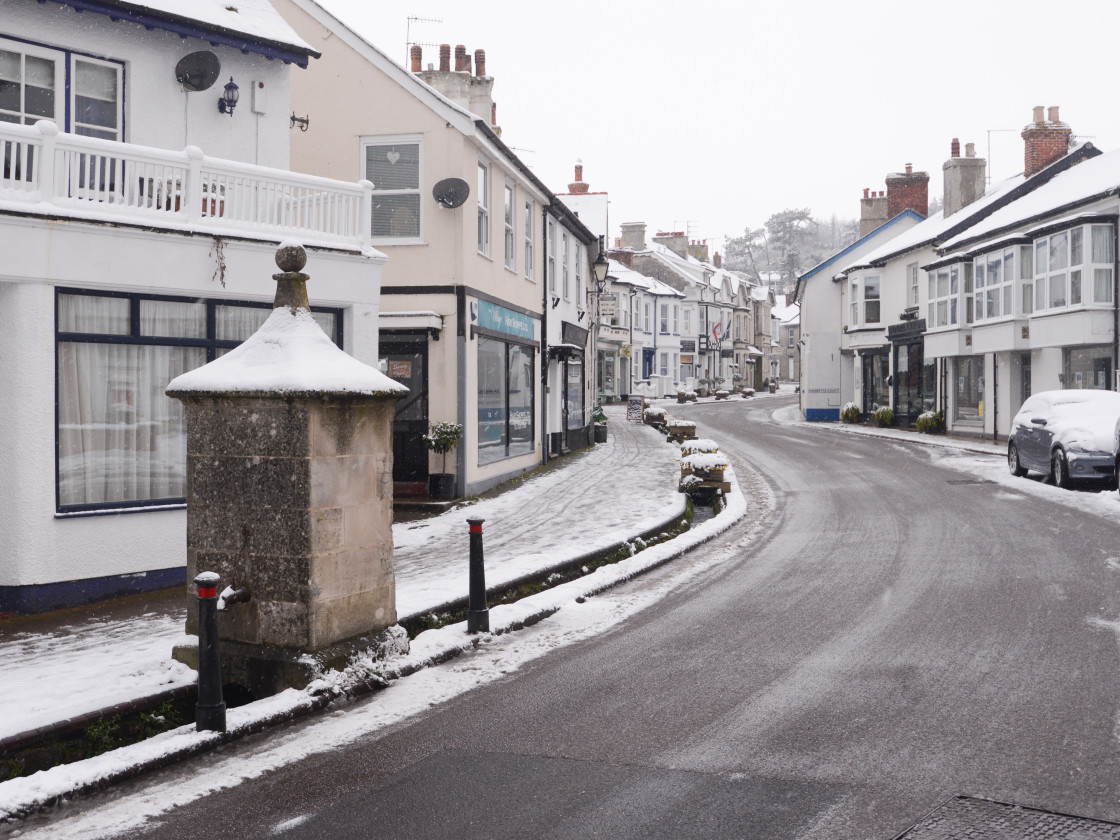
[379, 311, 443, 336]
[747, 345, 763, 356]
[548, 342, 584, 359]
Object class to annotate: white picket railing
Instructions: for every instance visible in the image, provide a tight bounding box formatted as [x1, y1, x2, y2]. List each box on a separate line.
[0, 121, 372, 248]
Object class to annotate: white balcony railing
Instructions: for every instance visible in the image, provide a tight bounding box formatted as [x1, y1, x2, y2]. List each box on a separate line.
[0, 121, 373, 249]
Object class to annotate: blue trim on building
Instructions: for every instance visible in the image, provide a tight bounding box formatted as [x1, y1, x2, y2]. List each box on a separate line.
[51, 0, 318, 67]
[798, 209, 925, 283]
[0, 567, 186, 614]
[805, 408, 840, 422]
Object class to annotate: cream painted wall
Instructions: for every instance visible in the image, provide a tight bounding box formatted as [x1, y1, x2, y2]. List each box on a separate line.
[3, 2, 293, 167]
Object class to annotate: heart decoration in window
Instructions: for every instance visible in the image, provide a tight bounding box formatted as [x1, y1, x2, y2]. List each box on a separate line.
[386, 150, 400, 165]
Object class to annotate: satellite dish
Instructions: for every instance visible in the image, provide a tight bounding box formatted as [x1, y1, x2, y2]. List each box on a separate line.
[175, 51, 221, 92]
[433, 177, 470, 209]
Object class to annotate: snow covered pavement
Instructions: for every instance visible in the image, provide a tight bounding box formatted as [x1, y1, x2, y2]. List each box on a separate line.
[0, 404, 685, 744]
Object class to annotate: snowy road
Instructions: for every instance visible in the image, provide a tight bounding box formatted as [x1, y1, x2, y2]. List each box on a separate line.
[11, 395, 1120, 839]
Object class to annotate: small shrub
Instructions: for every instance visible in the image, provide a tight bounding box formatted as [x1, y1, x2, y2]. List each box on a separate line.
[840, 402, 860, 424]
[916, 410, 944, 434]
[874, 406, 895, 427]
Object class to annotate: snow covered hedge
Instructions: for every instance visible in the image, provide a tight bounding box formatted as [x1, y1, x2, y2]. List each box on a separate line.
[841, 402, 859, 423]
[916, 410, 944, 434]
[874, 406, 895, 427]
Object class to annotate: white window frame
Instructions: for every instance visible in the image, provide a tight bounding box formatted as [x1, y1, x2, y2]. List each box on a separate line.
[0, 37, 65, 126]
[523, 200, 534, 281]
[71, 54, 122, 141]
[561, 232, 570, 300]
[863, 276, 881, 325]
[477, 160, 490, 256]
[683, 308, 691, 334]
[547, 218, 556, 292]
[575, 242, 584, 304]
[503, 182, 515, 270]
[362, 134, 423, 244]
[908, 262, 919, 308]
[1033, 224, 1115, 314]
[926, 263, 972, 330]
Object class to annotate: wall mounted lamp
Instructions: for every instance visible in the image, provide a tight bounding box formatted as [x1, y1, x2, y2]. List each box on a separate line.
[218, 77, 239, 116]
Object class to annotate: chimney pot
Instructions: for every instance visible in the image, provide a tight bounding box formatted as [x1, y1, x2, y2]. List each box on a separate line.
[410, 45, 422, 73]
[1048, 105, 1060, 124]
[1033, 105, 1045, 124]
[965, 142, 975, 158]
[950, 137, 960, 158]
[439, 44, 450, 72]
[574, 163, 583, 181]
[863, 187, 869, 198]
[905, 162, 913, 174]
[474, 49, 486, 77]
[454, 44, 467, 72]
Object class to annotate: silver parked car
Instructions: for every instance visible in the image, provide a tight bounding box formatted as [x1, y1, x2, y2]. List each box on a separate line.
[1007, 389, 1120, 488]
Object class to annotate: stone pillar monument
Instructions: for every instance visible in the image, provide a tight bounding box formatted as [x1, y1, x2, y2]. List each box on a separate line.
[168, 243, 408, 697]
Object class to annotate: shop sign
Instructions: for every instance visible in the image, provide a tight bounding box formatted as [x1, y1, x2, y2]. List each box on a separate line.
[680, 340, 696, 352]
[477, 300, 535, 340]
[599, 294, 617, 318]
[387, 360, 412, 379]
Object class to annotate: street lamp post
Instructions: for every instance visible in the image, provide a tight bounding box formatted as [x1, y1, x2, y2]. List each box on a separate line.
[591, 238, 610, 401]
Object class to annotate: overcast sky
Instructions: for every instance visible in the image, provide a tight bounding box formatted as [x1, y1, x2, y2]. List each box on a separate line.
[317, 0, 1120, 257]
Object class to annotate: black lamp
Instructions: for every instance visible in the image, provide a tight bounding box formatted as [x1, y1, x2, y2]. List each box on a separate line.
[218, 77, 239, 116]
[592, 236, 610, 292]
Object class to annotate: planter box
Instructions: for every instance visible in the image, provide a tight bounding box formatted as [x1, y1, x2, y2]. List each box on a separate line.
[428, 473, 456, 500]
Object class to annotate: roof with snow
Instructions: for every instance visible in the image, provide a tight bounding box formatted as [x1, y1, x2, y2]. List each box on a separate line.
[940, 144, 1120, 253]
[607, 259, 685, 298]
[56, 0, 319, 65]
[167, 307, 408, 398]
[797, 209, 924, 285]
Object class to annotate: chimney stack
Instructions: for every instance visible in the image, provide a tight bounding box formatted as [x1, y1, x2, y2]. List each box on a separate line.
[421, 44, 497, 132]
[886, 162, 929, 219]
[567, 160, 589, 194]
[410, 45, 422, 73]
[439, 43, 450, 72]
[620, 222, 646, 251]
[1022, 104, 1072, 178]
[943, 137, 986, 218]
[859, 186, 888, 236]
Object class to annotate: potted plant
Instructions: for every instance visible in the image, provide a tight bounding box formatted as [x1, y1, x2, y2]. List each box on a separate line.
[841, 402, 860, 424]
[422, 421, 463, 499]
[592, 405, 608, 443]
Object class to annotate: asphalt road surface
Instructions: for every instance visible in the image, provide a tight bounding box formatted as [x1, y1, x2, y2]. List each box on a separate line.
[19, 395, 1120, 839]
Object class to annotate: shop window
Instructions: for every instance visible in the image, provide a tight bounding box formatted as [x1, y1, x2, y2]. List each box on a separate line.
[477, 336, 535, 465]
[56, 290, 340, 512]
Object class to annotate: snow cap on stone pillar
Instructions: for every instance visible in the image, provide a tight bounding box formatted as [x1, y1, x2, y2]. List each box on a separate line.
[166, 242, 407, 399]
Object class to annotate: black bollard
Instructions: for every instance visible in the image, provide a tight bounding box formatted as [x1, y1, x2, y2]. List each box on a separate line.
[195, 572, 227, 732]
[466, 516, 489, 633]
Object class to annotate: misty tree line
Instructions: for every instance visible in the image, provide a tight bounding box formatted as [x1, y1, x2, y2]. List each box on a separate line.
[723, 209, 859, 293]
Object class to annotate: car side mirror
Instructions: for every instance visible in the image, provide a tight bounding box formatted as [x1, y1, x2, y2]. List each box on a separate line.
[1031, 417, 1048, 426]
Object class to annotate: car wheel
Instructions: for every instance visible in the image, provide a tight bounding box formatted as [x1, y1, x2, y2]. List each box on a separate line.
[1008, 443, 1027, 477]
[1051, 449, 1071, 489]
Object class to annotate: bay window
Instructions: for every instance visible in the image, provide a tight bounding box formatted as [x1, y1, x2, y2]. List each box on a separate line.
[1033, 224, 1114, 313]
[927, 263, 973, 329]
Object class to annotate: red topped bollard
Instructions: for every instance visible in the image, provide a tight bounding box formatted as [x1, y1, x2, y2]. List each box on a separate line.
[194, 572, 227, 732]
[466, 517, 489, 634]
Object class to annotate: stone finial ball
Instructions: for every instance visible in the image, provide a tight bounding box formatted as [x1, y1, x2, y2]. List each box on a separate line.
[275, 242, 307, 273]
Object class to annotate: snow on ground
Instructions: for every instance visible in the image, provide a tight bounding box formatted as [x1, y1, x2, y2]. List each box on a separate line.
[0, 614, 196, 741]
[0, 469, 752, 835]
[0, 406, 682, 745]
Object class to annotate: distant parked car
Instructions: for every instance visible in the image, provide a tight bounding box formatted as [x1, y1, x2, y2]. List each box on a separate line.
[1007, 389, 1120, 489]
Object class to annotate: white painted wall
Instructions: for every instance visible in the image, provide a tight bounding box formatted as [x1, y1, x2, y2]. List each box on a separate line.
[3, 2, 293, 167]
[0, 218, 383, 589]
